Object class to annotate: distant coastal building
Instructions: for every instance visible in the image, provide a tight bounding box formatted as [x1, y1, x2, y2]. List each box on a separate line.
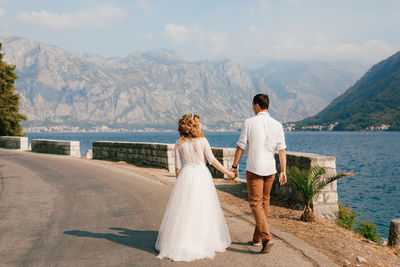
[284, 123, 296, 131]
[366, 124, 391, 131]
[328, 122, 339, 131]
[301, 125, 324, 131]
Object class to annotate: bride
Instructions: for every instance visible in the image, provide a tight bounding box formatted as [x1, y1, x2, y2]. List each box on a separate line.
[155, 113, 235, 262]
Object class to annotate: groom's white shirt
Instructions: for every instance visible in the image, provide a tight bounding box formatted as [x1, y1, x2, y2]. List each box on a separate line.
[237, 111, 286, 176]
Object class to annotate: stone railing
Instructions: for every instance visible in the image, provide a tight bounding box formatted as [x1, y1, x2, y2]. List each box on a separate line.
[92, 141, 236, 179]
[0, 136, 29, 150]
[92, 141, 338, 220]
[93, 141, 176, 172]
[274, 151, 338, 221]
[207, 147, 236, 178]
[31, 139, 81, 157]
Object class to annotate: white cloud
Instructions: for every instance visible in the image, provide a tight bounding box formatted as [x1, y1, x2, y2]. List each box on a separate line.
[259, 0, 270, 9]
[287, 0, 301, 5]
[137, 0, 152, 14]
[233, 25, 400, 67]
[247, 25, 259, 33]
[192, 25, 228, 54]
[269, 38, 398, 64]
[164, 23, 189, 43]
[332, 40, 397, 63]
[18, 4, 129, 30]
[164, 23, 228, 54]
[0, 8, 8, 28]
[140, 33, 155, 40]
[244, 25, 265, 50]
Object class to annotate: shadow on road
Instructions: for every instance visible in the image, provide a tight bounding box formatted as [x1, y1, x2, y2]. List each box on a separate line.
[64, 227, 158, 255]
[226, 241, 259, 255]
[215, 183, 249, 201]
[226, 246, 259, 255]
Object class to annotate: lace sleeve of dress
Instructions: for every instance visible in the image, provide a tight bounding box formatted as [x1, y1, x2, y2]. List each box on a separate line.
[202, 138, 217, 165]
[174, 143, 182, 169]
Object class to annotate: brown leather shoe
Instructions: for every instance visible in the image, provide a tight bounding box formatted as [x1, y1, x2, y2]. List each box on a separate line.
[261, 240, 274, 254]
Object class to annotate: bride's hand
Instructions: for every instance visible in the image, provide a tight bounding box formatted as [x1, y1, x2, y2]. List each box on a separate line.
[227, 171, 236, 179]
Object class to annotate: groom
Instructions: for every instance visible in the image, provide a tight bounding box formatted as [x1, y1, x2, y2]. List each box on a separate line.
[230, 93, 287, 254]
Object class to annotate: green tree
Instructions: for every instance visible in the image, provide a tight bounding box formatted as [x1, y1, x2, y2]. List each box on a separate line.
[287, 166, 353, 222]
[0, 43, 27, 136]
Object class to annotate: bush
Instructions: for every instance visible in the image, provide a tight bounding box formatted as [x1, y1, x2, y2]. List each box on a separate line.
[336, 203, 357, 230]
[356, 221, 380, 243]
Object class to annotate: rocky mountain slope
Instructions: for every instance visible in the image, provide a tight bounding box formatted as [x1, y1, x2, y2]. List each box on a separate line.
[0, 35, 367, 130]
[250, 61, 366, 122]
[295, 51, 400, 130]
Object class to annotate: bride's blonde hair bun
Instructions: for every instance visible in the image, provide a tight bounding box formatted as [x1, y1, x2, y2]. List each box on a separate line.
[178, 113, 204, 139]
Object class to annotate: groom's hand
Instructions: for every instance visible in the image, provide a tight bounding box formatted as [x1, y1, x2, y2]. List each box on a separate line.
[230, 168, 238, 178]
[227, 171, 236, 179]
[279, 172, 287, 185]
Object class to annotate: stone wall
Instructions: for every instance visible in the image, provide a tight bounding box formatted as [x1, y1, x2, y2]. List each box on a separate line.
[93, 141, 175, 172]
[207, 147, 236, 178]
[92, 141, 236, 178]
[274, 151, 338, 221]
[31, 139, 81, 157]
[0, 136, 29, 150]
[92, 141, 338, 220]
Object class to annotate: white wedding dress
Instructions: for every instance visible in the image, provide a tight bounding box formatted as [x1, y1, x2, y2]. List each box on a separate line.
[155, 137, 231, 261]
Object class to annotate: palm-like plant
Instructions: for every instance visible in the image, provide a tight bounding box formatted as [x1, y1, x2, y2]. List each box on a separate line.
[287, 166, 353, 222]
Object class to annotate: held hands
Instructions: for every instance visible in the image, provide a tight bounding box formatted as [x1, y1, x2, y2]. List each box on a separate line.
[279, 172, 287, 185]
[226, 171, 236, 179]
[230, 167, 239, 179]
[212, 160, 237, 180]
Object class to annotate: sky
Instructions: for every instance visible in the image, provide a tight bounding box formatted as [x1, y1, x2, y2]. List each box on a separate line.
[0, 0, 399, 68]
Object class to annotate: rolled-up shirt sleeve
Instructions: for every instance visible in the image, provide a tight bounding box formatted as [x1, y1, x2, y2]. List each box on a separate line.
[174, 144, 182, 169]
[203, 138, 217, 165]
[237, 120, 248, 150]
[276, 125, 287, 151]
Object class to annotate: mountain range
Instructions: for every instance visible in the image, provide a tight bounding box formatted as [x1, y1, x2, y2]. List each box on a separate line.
[0, 35, 367, 131]
[295, 50, 400, 131]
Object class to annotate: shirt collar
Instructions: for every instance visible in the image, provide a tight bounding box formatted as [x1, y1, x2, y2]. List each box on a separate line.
[257, 111, 269, 116]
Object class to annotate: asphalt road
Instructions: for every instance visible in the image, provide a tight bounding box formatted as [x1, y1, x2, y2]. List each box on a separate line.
[0, 149, 313, 267]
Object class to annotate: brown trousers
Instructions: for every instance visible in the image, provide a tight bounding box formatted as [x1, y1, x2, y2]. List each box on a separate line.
[246, 171, 275, 243]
